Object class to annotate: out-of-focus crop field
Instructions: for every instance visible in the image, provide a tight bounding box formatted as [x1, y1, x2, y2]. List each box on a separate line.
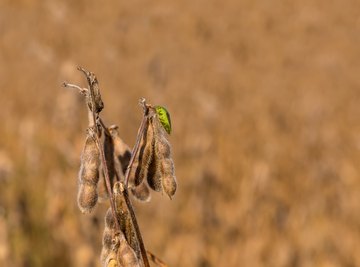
[1, 1, 360, 266]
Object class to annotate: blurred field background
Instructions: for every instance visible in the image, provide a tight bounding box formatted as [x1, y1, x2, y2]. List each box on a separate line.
[1, 0, 360, 266]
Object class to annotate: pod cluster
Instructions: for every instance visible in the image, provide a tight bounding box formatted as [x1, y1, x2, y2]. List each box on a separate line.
[129, 107, 177, 200]
[100, 182, 141, 267]
[72, 69, 175, 266]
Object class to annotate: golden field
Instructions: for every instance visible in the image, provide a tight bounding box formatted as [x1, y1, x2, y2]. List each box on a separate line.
[1, 0, 360, 266]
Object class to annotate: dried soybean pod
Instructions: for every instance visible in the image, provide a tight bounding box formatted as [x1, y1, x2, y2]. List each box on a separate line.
[155, 135, 171, 159]
[79, 128, 100, 185]
[79, 67, 104, 113]
[90, 75, 104, 113]
[101, 208, 118, 266]
[160, 158, 177, 199]
[77, 182, 98, 213]
[105, 207, 116, 230]
[113, 182, 140, 258]
[146, 158, 162, 192]
[100, 230, 113, 266]
[146, 118, 163, 192]
[77, 128, 100, 213]
[135, 117, 155, 186]
[109, 125, 131, 175]
[102, 228, 113, 250]
[127, 119, 149, 187]
[104, 131, 122, 187]
[127, 158, 140, 188]
[131, 181, 151, 202]
[98, 175, 109, 202]
[117, 233, 141, 267]
[153, 116, 171, 159]
[151, 112, 177, 198]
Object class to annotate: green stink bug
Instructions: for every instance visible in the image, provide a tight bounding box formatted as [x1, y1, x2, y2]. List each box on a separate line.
[155, 106, 172, 134]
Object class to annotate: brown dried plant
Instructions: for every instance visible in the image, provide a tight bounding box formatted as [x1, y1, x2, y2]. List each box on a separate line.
[63, 67, 175, 267]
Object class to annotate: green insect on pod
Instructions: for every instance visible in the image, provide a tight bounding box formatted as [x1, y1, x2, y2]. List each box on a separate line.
[154, 106, 172, 135]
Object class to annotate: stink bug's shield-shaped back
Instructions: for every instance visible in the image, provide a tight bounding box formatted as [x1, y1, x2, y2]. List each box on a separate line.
[154, 106, 172, 135]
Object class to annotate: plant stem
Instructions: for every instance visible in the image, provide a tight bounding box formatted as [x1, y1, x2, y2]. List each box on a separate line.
[120, 99, 151, 266]
[123, 187, 151, 267]
[95, 137, 121, 231]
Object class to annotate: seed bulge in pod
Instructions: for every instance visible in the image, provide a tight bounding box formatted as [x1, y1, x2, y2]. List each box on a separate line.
[146, 119, 162, 192]
[155, 134, 171, 159]
[162, 174, 177, 199]
[117, 233, 141, 267]
[97, 175, 109, 202]
[146, 145, 162, 192]
[160, 158, 177, 199]
[131, 181, 151, 202]
[77, 182, 98, 214]
[102, 228, 113, 250]
[105, 207, 116, 230]
[79, 130, 100, 185]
